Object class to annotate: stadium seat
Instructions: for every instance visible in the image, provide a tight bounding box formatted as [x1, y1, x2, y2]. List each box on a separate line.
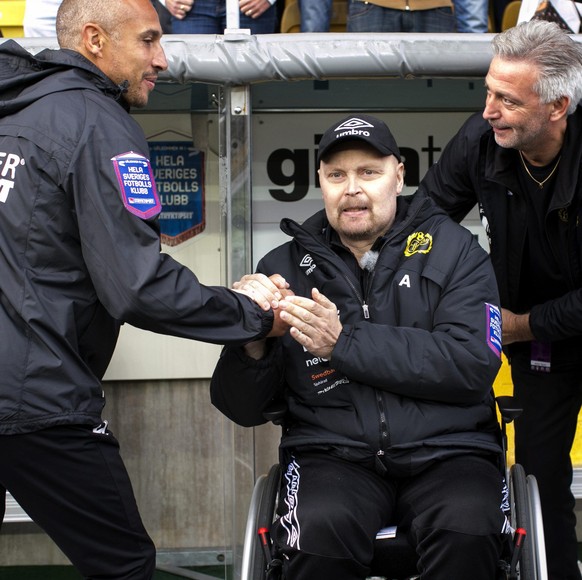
[0, 0, 25, 38]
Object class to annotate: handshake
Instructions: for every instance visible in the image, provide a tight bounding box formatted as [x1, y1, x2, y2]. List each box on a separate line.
[232, 273, 342, 360]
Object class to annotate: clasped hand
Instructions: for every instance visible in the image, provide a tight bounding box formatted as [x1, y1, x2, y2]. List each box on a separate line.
[233, 274, 342, 359]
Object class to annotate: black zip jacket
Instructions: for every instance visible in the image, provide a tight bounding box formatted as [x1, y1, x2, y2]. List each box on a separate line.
[0, 40, 271, 435]
[419, 110, 582, 351]
[211, 193, 503, 477]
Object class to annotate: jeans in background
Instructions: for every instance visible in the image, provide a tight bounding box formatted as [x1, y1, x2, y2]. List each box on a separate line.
[172, 0, 277, 34]
[298, 0, 334, 31]
[453, 0, 489, 32]
[347, 0, 455, 32]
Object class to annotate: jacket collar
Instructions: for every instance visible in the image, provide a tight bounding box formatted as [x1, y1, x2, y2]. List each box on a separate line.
[0, 40, 131, 116]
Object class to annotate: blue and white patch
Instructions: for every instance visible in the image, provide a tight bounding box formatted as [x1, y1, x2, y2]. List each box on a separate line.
[486, 303, 502, 358]
[111, 151, 161, 219]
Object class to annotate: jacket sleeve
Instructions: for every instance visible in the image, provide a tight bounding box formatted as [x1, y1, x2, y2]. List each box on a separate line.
[210, 340, 286, 427]
[419, 112, 484, 223]
[331, 234, 502, 406]
[65, 97, 272, 345]
[529, 289, 582, 342]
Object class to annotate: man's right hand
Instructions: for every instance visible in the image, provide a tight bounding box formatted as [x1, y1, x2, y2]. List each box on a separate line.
[233, 273, 292, 311]
[233, 273, 295, 339]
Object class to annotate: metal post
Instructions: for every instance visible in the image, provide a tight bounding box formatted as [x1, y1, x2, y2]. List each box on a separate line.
[218, 83, 255, 580]
[225, 0, 241, 31]
[221, 84, 252, 285]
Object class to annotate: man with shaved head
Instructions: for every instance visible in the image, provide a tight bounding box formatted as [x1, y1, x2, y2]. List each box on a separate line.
[0, 0, 274, 577]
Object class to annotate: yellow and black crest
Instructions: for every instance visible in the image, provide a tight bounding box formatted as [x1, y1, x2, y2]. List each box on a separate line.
[404, 232, 433, 257]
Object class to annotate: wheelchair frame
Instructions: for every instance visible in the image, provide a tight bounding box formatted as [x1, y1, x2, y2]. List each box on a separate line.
[241, 397, 547, 580]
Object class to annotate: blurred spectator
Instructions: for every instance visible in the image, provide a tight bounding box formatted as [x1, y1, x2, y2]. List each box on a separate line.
[152, 0, 173, 33]
[346, 0, 455, 32]
[518, 0, 582, 32]
[164, 0, 278, 33]
[299, 0, 333, 31]
[453, 0, 489, 31]
[491, 0, 510, 31]
[24, 0, 173, 37]
[23, 0, 62, 36]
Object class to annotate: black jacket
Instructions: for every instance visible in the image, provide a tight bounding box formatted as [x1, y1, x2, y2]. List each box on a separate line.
[419, 110, 582, 351]
[211, 193, 503, 477]
[0, 40, 271, 435]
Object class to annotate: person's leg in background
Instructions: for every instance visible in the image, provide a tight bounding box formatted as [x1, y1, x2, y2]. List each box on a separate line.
[151, 0, 173, 33]
[171, 0, 223, 33]
[492, 0, 511, 30]
[298, 0, 333, 31]
[407, 7, 456, 32]
[348, 1, 455, 32]
[0, 425, 156, 580]
[240, 2, 278, 33]
[452, 0, 489, 32]
[347, 1, 402, 32]
[272, 452, 396, 580]
[512, 360, 582, 580]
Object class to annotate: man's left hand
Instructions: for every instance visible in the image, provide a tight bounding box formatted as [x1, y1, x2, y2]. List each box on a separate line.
[279, 288, 342, 359]
[239, 0, 271, 18]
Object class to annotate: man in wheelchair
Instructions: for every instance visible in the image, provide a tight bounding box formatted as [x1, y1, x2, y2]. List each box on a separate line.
[211, 114, 508, 579]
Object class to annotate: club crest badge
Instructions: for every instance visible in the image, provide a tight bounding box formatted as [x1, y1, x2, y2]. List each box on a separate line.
[111, 151, 161, 219]
[404, 232, 433, 256]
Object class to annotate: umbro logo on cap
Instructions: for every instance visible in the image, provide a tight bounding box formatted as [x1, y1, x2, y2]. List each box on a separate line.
[334, 118, 375, 132]
[317, 114, 401, 164]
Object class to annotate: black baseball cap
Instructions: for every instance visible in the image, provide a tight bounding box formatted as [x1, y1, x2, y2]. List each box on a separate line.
[317, 114, 401, 164]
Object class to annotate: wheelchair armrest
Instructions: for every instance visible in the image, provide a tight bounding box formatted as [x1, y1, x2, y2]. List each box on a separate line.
[496, 395, 523, 424]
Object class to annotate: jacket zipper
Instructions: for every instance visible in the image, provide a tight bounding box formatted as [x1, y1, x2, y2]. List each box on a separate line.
[369, 272, 390, 453]
[341, 257, 390, 453]
[291, 218, 419, 455]
[316, 264, 390, 450]
[339, 270, 370, 319]
[377, 394, 390, 455]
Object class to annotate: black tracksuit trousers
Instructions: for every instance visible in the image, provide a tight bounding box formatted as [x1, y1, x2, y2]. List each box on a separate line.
[272, 451, 506, 580]
[0, 424, 156, 580]
[512, 356, 582, 580]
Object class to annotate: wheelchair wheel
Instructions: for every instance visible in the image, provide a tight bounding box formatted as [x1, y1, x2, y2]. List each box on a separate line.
[511, 463, 535, 579]
[510, 464, 547, 580]
[241, 464, 281, 580]
[524, 474, 547, 580]
[241, 472, 267, 580]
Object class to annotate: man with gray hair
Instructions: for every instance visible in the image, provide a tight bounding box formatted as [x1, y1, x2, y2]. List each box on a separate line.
[421, 19, 582, 579]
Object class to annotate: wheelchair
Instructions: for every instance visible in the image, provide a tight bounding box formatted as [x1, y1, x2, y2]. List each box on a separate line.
[240, 397, 547, 580]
